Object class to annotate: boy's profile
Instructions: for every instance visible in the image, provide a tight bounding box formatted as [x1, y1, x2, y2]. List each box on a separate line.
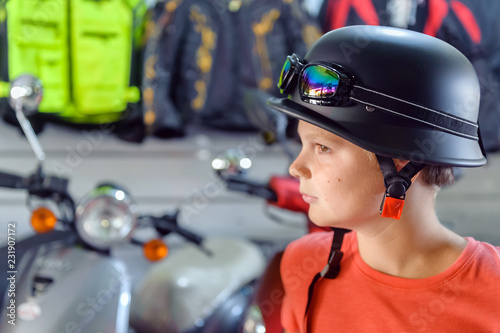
[268, 25, 500, 332]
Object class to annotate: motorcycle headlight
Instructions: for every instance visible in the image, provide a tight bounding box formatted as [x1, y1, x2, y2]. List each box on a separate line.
[242, 304, 267, 333]
[75, 184, 138, 250]
[211, 148, 252, 178]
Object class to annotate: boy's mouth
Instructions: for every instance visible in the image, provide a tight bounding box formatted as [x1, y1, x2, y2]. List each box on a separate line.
[301, 193, 318, 204]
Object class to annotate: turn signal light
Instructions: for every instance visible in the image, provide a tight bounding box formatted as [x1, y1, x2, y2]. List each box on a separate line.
[31, 207, 57, 233]
[143, 239, 168, 261]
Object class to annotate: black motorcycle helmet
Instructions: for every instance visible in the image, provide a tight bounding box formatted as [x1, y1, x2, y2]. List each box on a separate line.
[268, 25, 486, 220]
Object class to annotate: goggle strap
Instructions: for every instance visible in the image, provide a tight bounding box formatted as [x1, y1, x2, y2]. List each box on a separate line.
[351, 85, 479, 140]
[376, 155, 425, 219]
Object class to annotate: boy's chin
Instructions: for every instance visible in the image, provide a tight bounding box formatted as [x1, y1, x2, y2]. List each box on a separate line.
[308, 215, 347, 230]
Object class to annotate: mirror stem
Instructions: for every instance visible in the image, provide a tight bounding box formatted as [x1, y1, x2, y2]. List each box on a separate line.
[15, 103, 46, 162]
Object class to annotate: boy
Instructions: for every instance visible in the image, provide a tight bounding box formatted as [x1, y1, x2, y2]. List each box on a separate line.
[268, 25, 500, 332]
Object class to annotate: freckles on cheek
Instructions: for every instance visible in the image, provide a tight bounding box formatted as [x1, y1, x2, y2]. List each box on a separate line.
[323, 178, 342, 203]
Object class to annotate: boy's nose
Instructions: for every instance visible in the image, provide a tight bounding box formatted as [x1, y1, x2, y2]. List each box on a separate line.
[289, 155, 311, 179]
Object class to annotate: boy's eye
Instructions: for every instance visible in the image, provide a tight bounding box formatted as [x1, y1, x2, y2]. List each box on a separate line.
[317, 144, 331, 153]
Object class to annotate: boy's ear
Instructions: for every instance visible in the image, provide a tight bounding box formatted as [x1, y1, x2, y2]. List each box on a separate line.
[393, 159, 409, 172]
[393, 158, 421, 182]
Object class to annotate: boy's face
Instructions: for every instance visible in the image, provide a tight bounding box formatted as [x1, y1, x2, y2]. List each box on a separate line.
[290, 120, 386, 228]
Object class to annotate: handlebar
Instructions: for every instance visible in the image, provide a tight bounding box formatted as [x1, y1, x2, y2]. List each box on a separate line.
[140, 211, 204, 247]
[0, 168, 69, 197]
[223, 174, 333, 234]
[223, 175, 309, 214]
[225, 176, 278, 202]
[27, 175, 70, 198]
[0, 171, 26, 189]
[155, 216, 204, 246]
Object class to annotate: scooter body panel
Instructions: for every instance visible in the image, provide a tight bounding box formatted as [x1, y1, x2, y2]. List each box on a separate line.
[130, 237, 267, 333]
[0, 240, 131, 333]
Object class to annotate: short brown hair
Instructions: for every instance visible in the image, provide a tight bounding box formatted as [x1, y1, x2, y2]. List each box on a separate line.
[420, 165, 455, 188]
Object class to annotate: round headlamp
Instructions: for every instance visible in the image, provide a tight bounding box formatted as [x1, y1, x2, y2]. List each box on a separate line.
[211, 148, 252, 178]
[75, 184, 138, 250]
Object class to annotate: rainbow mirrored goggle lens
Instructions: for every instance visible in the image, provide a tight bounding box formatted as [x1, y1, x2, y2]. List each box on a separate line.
[300, 66, 339, 100]
[277, 54, 354, 106]
[277, 56, 293, 89]
[277, 54, 301, 94]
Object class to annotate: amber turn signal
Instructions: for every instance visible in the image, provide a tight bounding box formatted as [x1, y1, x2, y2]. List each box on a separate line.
[31, 207, 58, 233]
[143, 239, 168, 261]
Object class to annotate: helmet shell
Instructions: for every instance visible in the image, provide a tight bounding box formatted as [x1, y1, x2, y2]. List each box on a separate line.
[269, 25, 486, 167]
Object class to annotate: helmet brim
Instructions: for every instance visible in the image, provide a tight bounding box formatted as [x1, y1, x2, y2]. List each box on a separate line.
[268, 97, 486, 167]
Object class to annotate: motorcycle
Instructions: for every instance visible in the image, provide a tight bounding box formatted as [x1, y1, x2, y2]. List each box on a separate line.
[0, 75, 267, 332]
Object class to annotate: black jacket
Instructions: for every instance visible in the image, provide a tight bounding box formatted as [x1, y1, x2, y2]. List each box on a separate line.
[143, 0, 322, 138]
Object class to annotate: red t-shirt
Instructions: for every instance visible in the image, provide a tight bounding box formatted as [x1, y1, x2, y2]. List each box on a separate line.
[281, 231, 500, 332]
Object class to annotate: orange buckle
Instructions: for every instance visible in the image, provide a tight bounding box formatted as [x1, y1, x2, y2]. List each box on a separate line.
[380, 194, 405, 219]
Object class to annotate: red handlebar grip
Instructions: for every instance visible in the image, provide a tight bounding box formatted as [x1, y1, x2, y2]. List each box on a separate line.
[268, 176, 309, 214]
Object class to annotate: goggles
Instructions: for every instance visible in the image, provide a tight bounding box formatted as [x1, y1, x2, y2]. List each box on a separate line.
[277, 53, 355, 107]
[276, 53, 479, 141]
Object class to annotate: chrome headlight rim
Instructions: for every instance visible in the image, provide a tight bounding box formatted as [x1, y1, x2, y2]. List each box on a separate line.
[75, 184, 139, 250]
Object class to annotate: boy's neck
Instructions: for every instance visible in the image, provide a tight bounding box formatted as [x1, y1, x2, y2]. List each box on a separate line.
[355, 194, 467, 279]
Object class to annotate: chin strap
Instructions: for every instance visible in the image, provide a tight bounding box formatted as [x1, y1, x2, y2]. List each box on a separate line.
[376, 155, 425, 219]
[303, 227, 351, 333]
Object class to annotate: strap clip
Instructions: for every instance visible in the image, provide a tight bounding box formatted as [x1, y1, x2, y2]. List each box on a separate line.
[380, 192, 405, 219]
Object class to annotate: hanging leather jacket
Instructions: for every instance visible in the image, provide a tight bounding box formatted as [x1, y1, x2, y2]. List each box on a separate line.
[142, 0, 321, 138]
